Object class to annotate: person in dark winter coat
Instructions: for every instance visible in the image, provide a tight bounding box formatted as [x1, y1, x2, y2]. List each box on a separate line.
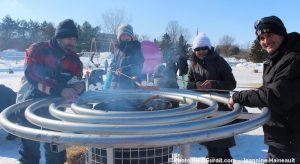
[0, 84, 17, 140]
[153, 63, 179, 108]
[177, 54, 188, 77]
[88, 69, 105, 87]
[187, 33, 236, 91]
[110, 24, 144, 89]
[188, 33, 236, 163]
[17, 19, 84, 164]
[0, 85, 16, 112]
[177, 54, 188, 86]
[153, 63, 179, 89]
[228, 15, 300, 162]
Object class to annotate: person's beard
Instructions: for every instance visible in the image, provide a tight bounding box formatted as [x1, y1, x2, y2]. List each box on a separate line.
[57, 39, 76, 53]
[63, 44, 75, 53]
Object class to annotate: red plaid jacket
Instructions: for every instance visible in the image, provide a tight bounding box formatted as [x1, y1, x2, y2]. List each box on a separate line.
[25, 38, 83, 97]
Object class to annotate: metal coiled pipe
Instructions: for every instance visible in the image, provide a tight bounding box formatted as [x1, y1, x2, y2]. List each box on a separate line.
[0, 89, 270, 148]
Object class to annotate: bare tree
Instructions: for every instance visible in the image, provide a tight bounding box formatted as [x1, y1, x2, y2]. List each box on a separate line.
[101, 9, 130, 35]
[166, 21, 181, 44]
[219, 35, 235, 46]
[165, 21, 190, 45]
[217, 35, 236, 56]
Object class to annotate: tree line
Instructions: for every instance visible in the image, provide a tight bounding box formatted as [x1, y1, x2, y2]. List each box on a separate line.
[0, 14, 267, 63]
[0, 15, 101, 52]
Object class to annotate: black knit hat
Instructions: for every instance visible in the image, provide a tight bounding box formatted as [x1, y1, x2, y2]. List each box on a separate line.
[254, 15, 287, 38]
[55, 19, 78, 39]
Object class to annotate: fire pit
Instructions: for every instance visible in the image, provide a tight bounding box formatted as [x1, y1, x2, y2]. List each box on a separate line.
[0, 89, 270, 164]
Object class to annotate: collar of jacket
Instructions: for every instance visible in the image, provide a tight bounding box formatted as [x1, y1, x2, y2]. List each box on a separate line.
[281, 32, 300, 53]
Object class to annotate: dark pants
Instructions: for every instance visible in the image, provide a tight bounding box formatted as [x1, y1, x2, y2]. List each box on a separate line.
[18, 107, 66, 164]
[266, 146, 300, 164]
[197, 102, 235, 163]
[19, 139, 66, 164]
[203, 137, 235, 163]
[206, 147, 233, 164]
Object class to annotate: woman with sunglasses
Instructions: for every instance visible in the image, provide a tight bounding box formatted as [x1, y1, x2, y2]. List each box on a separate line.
[187, 33, 237, 163]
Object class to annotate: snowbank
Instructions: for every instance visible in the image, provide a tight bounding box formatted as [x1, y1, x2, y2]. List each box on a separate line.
[0, 49, 25, 61]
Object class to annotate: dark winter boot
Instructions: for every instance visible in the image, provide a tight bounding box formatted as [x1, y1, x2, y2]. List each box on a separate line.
[6, 133, 18, 140]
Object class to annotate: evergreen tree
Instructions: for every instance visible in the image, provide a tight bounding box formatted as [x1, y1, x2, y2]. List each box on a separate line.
[0, 15, 102, 51]
[77, 21, 101, 51]
[159, 33, 172, 62]
[0, 15, 18, 50]
[249, 40, 268, 63]
[15, 19, 29, 50]
[176, 35, 189, 76]
[40, 21, 55, 41]
[177, 35, 189, 56]
[27, 20, 41, 44]
[153, 38, 159, 45]
[78, 21, 92, 51]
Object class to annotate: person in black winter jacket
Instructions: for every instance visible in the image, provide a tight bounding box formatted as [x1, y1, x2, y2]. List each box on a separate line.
[228, 15, 300, 162]
[110, 24, 144, 89]
[0, 84, 17, 140]
[188, 33, 236, 163]
[0, 85, 16, 111]
[177, 54, 188, 77]
[153, 63, 179, 109]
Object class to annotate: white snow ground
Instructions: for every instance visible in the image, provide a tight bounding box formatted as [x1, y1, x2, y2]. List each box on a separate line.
[0, 50, 267, 164]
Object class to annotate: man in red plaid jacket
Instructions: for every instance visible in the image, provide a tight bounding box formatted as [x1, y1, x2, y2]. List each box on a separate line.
[18, 19, 84, 164]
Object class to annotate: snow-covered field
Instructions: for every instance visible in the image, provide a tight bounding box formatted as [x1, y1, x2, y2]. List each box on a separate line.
[0, 50, 267, 164]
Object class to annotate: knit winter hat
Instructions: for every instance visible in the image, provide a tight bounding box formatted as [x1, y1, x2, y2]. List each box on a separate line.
[254, 15, 287, 38]
[55, 19, 78, 39]
[117, 24, 134, 41]
[192, 33, 212, 50]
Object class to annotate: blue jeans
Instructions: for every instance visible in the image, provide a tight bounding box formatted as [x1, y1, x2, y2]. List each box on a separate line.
[18, 107, 66, 164]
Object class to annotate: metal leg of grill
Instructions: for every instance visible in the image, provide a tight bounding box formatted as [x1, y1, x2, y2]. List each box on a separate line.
[107, 148, 114, 164]
[182, 144, 190, 164]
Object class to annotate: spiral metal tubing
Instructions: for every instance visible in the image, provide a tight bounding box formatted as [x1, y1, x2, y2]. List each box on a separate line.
[0, 89, 270, 148]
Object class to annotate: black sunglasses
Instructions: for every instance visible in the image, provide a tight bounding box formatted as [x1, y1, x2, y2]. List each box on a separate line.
[254, 17, 284, 30]
[194, 46, 209, 51]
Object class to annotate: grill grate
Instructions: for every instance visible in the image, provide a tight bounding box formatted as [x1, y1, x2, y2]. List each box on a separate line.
[87, 146, 173, 164]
